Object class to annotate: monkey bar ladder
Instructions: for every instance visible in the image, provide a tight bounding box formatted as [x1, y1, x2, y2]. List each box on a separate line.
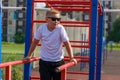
[24, 0, 104, 80]
[0, 0, 103, 80]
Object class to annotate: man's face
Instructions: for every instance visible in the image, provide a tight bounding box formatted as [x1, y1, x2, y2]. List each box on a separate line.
[46, 13, 61, 28]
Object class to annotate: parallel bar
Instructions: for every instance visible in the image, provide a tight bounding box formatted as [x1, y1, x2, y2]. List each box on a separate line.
[64, 56, 89, 59]
[64, 56, 89, 60]
[56, 61, 75, 72]
[67, 71, 89, 75]
[30, 76, 40, 79]
[0, 57, 40, 68]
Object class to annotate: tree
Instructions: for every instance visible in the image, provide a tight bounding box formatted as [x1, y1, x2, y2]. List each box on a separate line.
[13, 31, 25, 43]
[107, 17, 120, 43]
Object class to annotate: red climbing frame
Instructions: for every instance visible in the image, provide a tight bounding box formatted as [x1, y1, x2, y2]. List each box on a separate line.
[30, 0, 102, 80]
[0, 0, 103, 80]
[30, 0, 92, 80]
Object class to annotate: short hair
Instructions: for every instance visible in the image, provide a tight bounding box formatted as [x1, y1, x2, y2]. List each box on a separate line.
[46, 9, 61, 17]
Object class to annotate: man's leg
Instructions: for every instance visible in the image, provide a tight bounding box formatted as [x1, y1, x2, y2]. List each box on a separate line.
[39, 59, 52, 80]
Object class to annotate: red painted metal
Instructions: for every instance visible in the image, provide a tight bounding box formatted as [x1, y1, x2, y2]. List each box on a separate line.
[0, 57, 40, 80]
[69, 40, 89, 43]
[34, 0, 91, 5]
[33, 20, 90, 27]
[56, 59, 89, 80]
[61, 69, 67, 80]
[30, 0, 93, 80]
[30, 76, 40, 79]
[0, 57, 40, 68]
[57, 60, 77, 71]
[33, 20, 90, 25]
[67, 71, 89, 75]
[37, 43, 90, 48]
[53, 7, 90, 12]
[6, 66, 11, 80]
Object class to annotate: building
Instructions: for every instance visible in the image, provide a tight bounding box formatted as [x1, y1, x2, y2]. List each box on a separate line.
[2, 0, 26, 42]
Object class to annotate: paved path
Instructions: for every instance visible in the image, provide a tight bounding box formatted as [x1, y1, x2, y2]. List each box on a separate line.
[31, 50, 120, 80]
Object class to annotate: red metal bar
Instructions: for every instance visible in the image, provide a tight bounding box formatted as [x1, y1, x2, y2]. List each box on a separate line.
[64, 56, 89, 59]
[51, 5, 90, 7]
[33, 20, 90, 24]
[57, 61, 75, 72]
[71, 45, 90, 48]
[33, 20, 90, 27]
[54, 7, 90, 12]
[64, 58, 89, 63]
[67, 71, 89, 75]
[61, 69, 67, 80]
[30, 76, 40, 79]
[6, 66, 12, 80]
[0, 57, 40, 68]
[70, 40, 89, 43]
[37, 43, 90, 48]
[34, 0, 91, 5]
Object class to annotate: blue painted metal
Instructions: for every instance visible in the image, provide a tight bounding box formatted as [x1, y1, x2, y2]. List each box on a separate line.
[89, 0, 98, 80]
[0, 3, 2, 80]
[96, 7, 104, 80]
[23, 0, 33, 80]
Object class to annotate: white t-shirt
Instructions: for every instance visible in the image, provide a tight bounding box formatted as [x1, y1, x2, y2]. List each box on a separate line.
[34, 23, 69, 62]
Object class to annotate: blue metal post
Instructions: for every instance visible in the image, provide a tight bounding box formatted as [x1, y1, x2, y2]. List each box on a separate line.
[96, 7, 104, 80]
[0, 3, 2, 80]
[24, 0, 33, 80]
[89, 0, 98, 80]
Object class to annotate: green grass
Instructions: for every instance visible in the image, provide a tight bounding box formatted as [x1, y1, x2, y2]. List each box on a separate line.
[2, 42, 25, 62]
[107, 43, 120, 50]
[2, 42, 24, 54]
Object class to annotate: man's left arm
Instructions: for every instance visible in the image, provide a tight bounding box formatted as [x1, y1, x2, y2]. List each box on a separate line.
[63, 41, 77, 64]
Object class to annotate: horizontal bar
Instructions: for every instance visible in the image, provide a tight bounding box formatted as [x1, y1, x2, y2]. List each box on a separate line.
[64, 58, 89, 62]
[67, 71, 89, 75]
[2, 6, 119, 13]
[55, 58, 89, 72]
[64, 56, 89, 59]
[53, 7, 90, 12]
[2, 7, 26, 10]
[30, 76, 40, 79]
[37, 44, 89, 48]
[0, 57, 40, 68]
[33, 20, 90, 24]
[34, 0, 91, 5]
[33, 20, 90, 27]
[55, 61, 75, 72]
[70, 40, 89, 43]
[51, 5, 90, 7]
[104, 9, 120, 12]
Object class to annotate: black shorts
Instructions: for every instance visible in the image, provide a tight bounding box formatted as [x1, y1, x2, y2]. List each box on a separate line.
[39, 59, 65, 80]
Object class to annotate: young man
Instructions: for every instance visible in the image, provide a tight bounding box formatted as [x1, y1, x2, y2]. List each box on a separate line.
[24, 9, 77, 80]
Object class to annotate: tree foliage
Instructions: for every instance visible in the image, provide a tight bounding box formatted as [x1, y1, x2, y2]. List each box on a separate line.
[107, 17, 120, 43]
[14, 31, 25, 43]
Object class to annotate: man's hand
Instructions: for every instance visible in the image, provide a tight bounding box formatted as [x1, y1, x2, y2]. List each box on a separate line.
[24, 56, 32, 61]
[70, 58, 77, 65]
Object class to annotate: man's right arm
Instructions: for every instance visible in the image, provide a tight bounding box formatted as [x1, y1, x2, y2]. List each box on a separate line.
[24, 38, 39, 60]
